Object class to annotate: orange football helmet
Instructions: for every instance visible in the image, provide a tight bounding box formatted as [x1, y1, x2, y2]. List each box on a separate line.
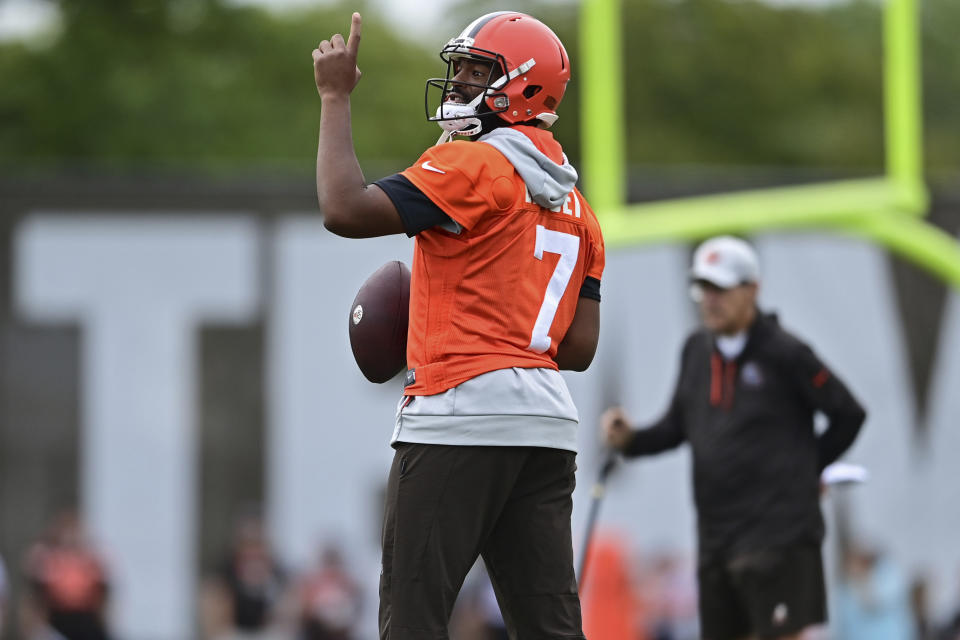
[426, 12, 571, 138]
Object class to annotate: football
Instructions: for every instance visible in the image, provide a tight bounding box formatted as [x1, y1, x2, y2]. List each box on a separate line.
[348, 260, 411, 383]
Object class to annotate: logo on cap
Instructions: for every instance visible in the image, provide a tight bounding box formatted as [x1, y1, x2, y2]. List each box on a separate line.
[742, 362, 764, 387]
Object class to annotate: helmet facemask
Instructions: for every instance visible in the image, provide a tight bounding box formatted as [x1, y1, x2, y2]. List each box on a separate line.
[425, 44, 511, 142]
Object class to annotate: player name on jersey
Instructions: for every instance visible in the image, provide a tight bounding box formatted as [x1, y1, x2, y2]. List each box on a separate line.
[525, 187, 582, 218]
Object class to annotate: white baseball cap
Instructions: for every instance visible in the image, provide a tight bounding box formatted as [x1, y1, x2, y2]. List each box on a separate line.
[690, 236, 760, 289]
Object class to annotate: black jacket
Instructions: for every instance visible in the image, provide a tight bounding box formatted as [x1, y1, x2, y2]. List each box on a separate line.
[625, 311, 866, 556]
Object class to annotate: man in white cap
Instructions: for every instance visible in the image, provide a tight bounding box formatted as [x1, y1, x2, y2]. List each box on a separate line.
[602, 235, 866, 640]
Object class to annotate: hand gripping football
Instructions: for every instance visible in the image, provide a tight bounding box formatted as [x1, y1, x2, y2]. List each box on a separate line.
[348, 261, 411, 383]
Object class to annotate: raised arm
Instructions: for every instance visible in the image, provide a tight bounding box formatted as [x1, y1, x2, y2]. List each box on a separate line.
[312, 13, 405, 238]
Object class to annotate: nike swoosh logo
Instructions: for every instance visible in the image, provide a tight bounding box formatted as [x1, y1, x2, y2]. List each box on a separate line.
[422, 161, 446, 174]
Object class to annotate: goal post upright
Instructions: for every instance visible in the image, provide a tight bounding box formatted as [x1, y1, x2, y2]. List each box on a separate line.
[580, 0, 960, 288]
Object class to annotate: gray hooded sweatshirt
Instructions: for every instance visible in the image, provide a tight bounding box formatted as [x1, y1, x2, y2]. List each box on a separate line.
[479, 127, 580, 209]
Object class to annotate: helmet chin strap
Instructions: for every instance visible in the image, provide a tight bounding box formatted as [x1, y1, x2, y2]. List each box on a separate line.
[434, 91, 486, 145]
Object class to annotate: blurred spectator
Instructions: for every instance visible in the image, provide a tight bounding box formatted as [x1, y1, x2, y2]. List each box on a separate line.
[642, 552, 698, 640]
[910, 573, 935, 640]
[833, 542, 912, 640]
[581, 534, 645, 640]
[448, 564, 508, 640]
[937, 570, 960, 640]
[0, 552, 7, 637]
[202, 512, 288, 640]
[22, 510, 111, 640]
[942, 623, 960, 640]
[296, 544, 362, 640]
[473, 579, 509, 640]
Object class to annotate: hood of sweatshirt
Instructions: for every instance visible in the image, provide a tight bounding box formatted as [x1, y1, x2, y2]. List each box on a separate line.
[478, 126, 579, 209]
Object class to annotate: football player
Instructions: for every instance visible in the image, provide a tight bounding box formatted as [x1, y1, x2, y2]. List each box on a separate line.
[312, 12, 604, 639]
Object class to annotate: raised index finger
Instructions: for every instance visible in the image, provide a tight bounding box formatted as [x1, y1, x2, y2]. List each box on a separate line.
[346, 12, 362, 57]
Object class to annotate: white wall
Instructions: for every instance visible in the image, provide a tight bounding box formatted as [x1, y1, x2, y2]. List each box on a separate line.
[16, 215, 259, 640]
[14, 216, 960, 635]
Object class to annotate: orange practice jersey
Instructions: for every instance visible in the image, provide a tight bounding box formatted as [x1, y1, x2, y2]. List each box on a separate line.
[400, 126, 605, 396]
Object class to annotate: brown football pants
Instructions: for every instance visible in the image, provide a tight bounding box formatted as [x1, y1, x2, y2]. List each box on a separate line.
[378, 443, 586, 639]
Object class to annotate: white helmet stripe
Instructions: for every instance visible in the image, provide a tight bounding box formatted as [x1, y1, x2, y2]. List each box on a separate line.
[488, 58, 535, 91]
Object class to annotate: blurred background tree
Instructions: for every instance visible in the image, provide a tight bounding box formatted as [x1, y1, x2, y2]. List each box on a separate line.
[0, 0, 956, 182]
[0, 0, 439, 175]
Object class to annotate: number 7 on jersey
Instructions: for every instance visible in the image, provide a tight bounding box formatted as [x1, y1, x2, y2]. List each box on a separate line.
[527, 225, 580, 353]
